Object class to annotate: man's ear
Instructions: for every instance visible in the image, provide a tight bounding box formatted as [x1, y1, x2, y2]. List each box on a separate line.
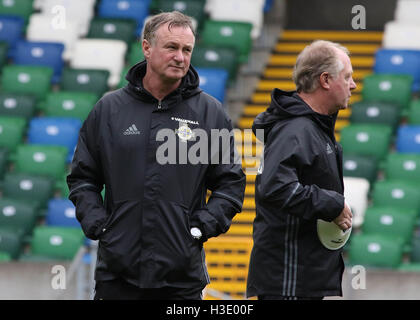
[142, 39, 151, 59]
[319, 72, 330, 89]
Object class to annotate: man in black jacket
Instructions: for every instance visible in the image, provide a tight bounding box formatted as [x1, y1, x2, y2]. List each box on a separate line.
[67, 11, 246, 300]
[247, 40, 355, 300]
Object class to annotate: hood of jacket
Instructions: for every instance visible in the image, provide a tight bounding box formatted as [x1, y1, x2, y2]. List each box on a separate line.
[124, 60, 202, 105]
[253, 88, 338, 143]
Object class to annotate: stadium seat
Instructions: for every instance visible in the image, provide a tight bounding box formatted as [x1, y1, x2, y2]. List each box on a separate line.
[374, 49, 420, 91]
[361, 74, 413, 111]
[118, 65, 130, 88]
[371, 180, 420, 214]
[343, 177, 369, 228]
[384, 152, 420, 184]
[26, 14, 79, 61]
[98, 0, 150, 36]
[407, 99, 420, 124]
[340, 124, 393, 162]
[0, 0, 33, 23]
[27, 117, 82, 162]
[395, 0, 420, 25]
[1, 65, 53, 100]
[349, 101, 401, 130]
[264, 0, 274, 12]
[46, 198, 79, 228]
[88, 18, 137, 46]
[0, 116, 27, 152]
[0, 41, 7, 69]
[70, 39, 127, 87]
[14, 144, 68, 180]
[362, 206, 416, 246]
[0, 228, 23, 260]
[0, 93, 37, 120]
[0, 251, 11, 262]
[343, 154, 379, 184]
[1, 172, 54, 209]
[191, 45, 239, 84]
[39, 0, 96, 37]
[27, 226, 84, 260]
[383, 21, 420, 50]
[206, 0, 265, 39]
[349, 234, 404, 268]
[41, 91, 98, 121]
[12, 40, 65, 84]
[127, 41, 144, 66]
[0, 15, 24, 57]
[151, 0, 207, 30]
[200, 20, 253, 64]
[60, 68, 110, 98]
[196, 68, 228, 103]
[374, 49, 420, 92]
[396, 125, 420, 153]
[0, 198, 38, 236]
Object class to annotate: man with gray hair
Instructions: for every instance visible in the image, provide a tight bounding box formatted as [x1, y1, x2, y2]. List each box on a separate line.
[247, 40, 356, 300]
[67, 11, 245, 300]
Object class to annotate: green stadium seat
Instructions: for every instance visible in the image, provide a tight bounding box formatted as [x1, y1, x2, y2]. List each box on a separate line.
[362, 206, 416, 246]
[151, 0, 207, 30]
[0, 41, 8, 69]
[199, 20, 253, 64]
[1, 172, 55, 209]
[118, 65, 130, 89]
[127, 41, 144, 67]
[60, 67, 110, 98]
[0, 116, 27, 152]
[0, 93, 37, 120]
[191, 45, 239, 84]
[14, 144, 68, 180]
[41, 91, 98, 121]
[27, 226, 84, 260]
[361, 74, 413, 112]
[0, 0, 34, 23]
[1, 65, 53, 100]
[0, 251, 11, 262]
[343, 154, 378, 184]
[340, 124, 393, 162]
[350, 101, 401, 130]
[384, 153, 420, 184]
[371, 180, 420, 215]
[407, 99, 420, 125]
[87, 18, 137, 46]
[349, 234, 404, 268]
[0, 198, 38, 236]
[0, 228, 23, 259]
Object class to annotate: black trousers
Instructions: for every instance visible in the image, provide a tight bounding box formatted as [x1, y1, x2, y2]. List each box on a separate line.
[258, 295, 324, 300]
[94, 278, 204, 300]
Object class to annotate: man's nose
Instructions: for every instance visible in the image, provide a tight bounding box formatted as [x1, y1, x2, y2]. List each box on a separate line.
[173, 50, 184, 62]
[350, 78, 357, 90]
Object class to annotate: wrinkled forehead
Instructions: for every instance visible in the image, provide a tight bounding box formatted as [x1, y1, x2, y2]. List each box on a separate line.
[155, 22, 195, 44]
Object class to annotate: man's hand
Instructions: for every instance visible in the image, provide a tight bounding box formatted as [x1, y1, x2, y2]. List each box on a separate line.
[333, 202, 353, 230]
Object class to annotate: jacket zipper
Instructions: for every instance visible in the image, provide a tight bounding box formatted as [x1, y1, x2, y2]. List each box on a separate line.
[157, 100, 162, 110]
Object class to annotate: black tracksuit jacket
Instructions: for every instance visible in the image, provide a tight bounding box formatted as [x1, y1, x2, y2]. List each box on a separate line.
[67, 61, 246, 289]
[247, 89, 345, 298]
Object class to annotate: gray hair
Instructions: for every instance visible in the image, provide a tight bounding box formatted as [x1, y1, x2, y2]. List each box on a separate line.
[292, 40, 350, 93]
[141, 11, 195, 45]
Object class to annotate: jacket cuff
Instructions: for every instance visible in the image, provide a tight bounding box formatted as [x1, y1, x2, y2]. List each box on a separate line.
[319, 194, 345, 222]
[189, 208, 209, 242]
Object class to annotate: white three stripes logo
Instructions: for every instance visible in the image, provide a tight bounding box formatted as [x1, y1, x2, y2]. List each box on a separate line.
[123, 124, 140, 135]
